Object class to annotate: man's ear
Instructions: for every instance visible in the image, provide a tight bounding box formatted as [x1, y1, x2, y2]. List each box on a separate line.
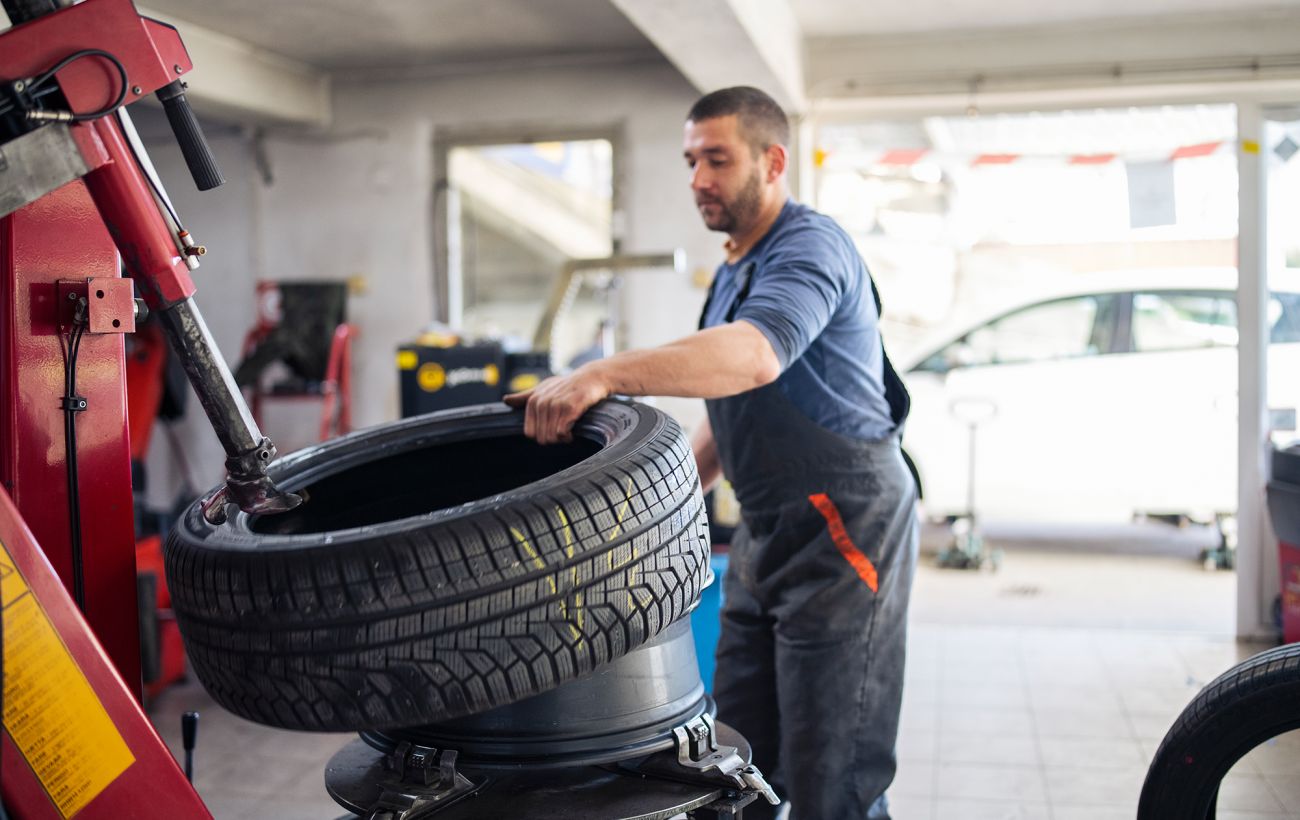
[764, 143, 788, 183]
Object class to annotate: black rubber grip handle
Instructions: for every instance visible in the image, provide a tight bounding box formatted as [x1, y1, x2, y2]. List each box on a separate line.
[182, 711, 199, 750]
[156, 80, 224, 191]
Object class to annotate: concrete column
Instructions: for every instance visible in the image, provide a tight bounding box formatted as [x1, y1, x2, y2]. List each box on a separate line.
[1236, 101, 1273, 638]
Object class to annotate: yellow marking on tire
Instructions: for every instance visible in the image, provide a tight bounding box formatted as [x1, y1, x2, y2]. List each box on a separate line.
[627, 542, 638, 610]
[511, 526, 562, 618]
[607, 478, 635, 577]
[611, 478, 634, 534]
[556, 508, 575, 557]
[555, 508, 584, 649]
[609, 479, 638, 609]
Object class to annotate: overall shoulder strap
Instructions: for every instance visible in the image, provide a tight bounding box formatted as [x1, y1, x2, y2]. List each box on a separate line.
[697, 261, 758, 329]
[869, 276, 911, 427]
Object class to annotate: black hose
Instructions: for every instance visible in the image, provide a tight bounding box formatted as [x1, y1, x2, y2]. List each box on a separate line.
[62, 322, 87, 611]
[28, 49, 128, 122]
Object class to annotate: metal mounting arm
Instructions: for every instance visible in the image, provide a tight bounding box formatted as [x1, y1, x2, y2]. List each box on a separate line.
[157, 299, 302, 524]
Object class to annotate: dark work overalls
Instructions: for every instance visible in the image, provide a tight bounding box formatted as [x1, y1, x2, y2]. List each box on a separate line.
[702, 263, 919, 820]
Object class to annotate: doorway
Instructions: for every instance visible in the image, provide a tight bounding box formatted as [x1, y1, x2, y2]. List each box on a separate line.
[434, 130, 619, 368]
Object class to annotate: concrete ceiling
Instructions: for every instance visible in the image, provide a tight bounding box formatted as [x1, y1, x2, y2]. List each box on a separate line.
[142, 0, 658, 69]
[793, 0, 1300, 36]
[125, 0, 1300, 125]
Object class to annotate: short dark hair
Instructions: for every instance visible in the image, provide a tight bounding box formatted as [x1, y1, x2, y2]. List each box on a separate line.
[687, 86, 790, 154]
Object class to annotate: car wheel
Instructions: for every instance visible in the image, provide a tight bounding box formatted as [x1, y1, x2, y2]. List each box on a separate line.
[164, 400, 709, 732]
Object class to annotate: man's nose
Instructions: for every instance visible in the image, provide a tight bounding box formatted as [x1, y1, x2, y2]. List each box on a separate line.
[690, 163, 710, 191]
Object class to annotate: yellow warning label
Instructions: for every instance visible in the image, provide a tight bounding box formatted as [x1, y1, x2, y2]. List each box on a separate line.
[1, 541, 135, 818]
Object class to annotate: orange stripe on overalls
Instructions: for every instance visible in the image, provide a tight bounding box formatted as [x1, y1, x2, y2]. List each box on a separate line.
[808, 493, 879, 593]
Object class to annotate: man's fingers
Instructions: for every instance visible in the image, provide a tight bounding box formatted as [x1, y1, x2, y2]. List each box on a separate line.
[503, 390, 532, 408]
[524, 397, 539, 440]
[555, 404, 579, 443]
[536, 394, 556, 444]
[543, 398, 572, 445]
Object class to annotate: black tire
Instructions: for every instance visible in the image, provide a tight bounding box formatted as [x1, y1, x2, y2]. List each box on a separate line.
[164, 400, 709, 732]
[1138, 642, 1300, 819]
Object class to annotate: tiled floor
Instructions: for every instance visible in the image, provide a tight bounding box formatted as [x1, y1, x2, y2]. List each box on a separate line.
[148, 543, 1292, 819]
[888, 623, 1297, 819]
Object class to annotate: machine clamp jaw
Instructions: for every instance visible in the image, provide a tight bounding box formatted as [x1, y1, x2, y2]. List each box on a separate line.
[672, 713, 780, 806]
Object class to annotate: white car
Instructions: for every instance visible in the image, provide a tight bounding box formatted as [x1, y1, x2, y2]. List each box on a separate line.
[898, 269, 1300, 525]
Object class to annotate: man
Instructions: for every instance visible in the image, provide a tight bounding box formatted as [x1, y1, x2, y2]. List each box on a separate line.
[505, 86, 918, 820]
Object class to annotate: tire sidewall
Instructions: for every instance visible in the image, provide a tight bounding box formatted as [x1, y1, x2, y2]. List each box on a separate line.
[173, 399, 666, 551]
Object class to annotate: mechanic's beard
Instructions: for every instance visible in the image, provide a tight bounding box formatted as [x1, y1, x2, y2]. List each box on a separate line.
[702, 170, 762, 233]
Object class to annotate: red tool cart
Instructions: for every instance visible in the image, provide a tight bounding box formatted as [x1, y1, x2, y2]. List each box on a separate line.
[1270, 443, 1300, 643]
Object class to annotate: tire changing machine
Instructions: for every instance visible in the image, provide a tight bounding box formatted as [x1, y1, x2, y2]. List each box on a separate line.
[326, 617, 777, 820]
[0, 2, 777, 817]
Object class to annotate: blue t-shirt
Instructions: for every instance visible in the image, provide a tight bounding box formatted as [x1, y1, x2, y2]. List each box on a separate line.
[701, 200, 895, 441]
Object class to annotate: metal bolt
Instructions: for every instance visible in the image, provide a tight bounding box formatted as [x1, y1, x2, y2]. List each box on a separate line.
[67, 292, 77, 301]
[174, 64, 184, 74]
[13, 80, 24, 92]
[132, 85, 142, 95]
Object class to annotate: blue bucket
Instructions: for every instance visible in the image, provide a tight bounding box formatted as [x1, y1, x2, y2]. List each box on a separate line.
[690, 552, 729, 692]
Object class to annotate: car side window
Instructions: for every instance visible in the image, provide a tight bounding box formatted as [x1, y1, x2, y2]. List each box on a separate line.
[917, 296, 1104, 372]
[1131, 292, 1237, 352]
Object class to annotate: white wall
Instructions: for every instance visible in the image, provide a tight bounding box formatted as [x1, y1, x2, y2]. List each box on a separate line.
[139, 61, 720, 501]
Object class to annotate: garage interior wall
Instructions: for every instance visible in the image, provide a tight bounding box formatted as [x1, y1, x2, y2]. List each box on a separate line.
[139, 61, 719, 500]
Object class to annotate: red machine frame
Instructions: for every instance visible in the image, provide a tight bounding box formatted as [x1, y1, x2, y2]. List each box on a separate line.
[0, 0, 250, 816]
[1, 486, 210, 819]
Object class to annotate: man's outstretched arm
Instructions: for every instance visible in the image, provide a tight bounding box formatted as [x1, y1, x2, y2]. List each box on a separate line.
[504, 320, 780, 444]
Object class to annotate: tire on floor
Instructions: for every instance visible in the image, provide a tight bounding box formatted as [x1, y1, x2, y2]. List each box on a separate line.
[1138, 641, 1300, 819]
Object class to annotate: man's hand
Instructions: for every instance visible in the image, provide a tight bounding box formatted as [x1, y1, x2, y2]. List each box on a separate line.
[504, 364, 612, 444]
